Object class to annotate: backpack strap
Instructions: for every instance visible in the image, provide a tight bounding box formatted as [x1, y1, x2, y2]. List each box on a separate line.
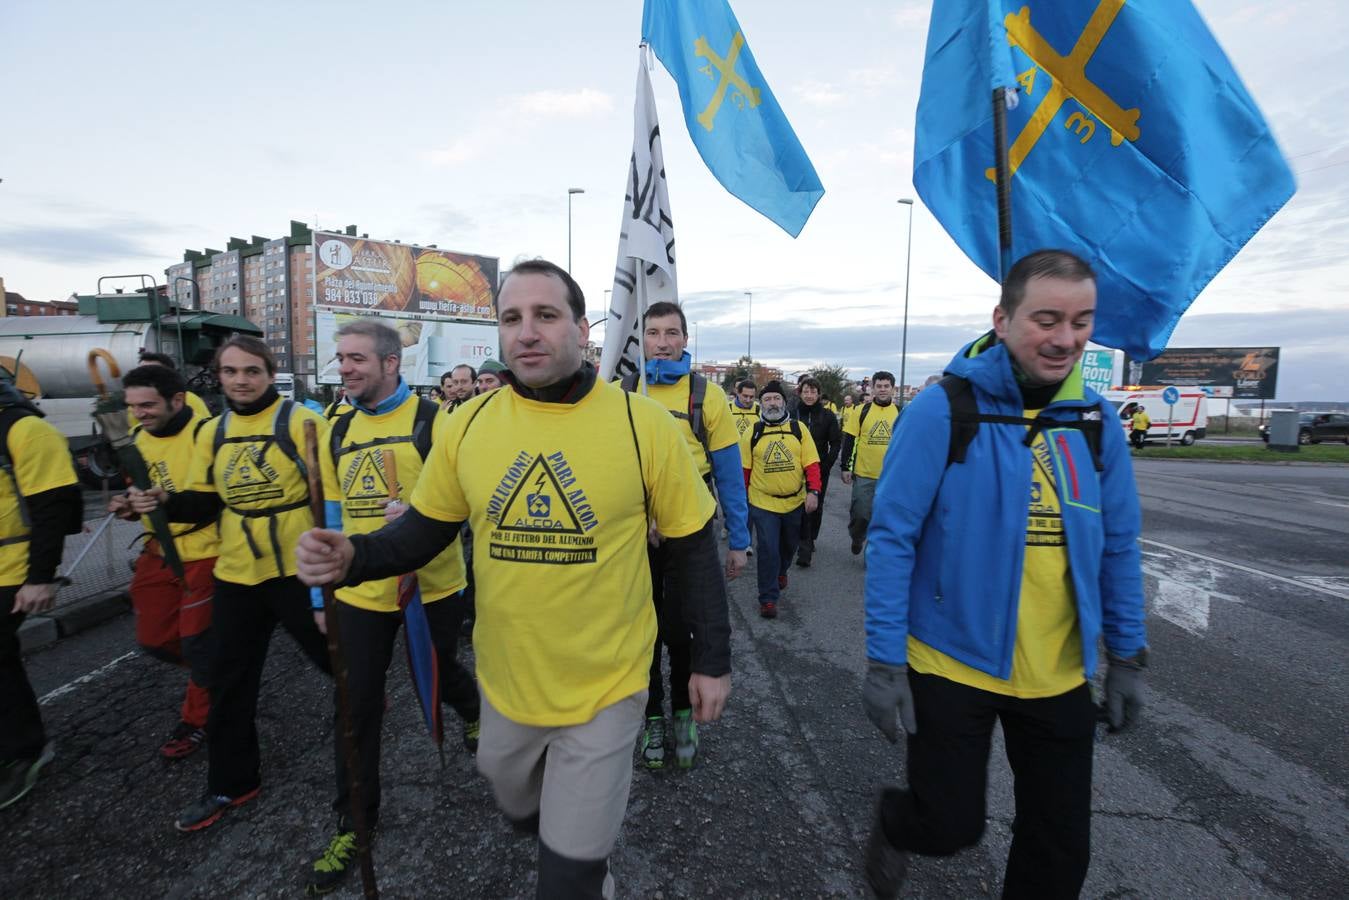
[750, 418, 801, 450]
[621, 372, 712, 470]
[0, 405, 38, 532]
[620, 371, 639, 393]
[941, 375, 1105, 472]
[411, 397, 439, 460]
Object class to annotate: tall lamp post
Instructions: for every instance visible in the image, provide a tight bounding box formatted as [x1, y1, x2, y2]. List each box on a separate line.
[897, 198, 915, 408]
[567, 187, 585, 273]
[744, 291, 753, 363]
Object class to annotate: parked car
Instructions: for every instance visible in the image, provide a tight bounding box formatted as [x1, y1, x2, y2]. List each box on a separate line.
[1259, 413, 1349, 445]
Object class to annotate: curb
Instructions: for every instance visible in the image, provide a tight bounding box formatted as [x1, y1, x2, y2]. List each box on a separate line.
[18, 591, 131, 653]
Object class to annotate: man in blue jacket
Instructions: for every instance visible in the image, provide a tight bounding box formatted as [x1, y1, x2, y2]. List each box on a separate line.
[861, 250, 1147, 899]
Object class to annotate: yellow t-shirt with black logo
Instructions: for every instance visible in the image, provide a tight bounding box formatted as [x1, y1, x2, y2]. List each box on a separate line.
[135, 414, 220, 563]
[411, 381, 715, 727]
[740, 421, 820, 514]
[908, 410, 1083, 698]
[638, 376, 739, 479]
[842, 401, 900, 479]
[728, 399, 760, 441]
[0, 415, 79, 587]
[321, 396, 467, 612]
[185, 398, 327, 585]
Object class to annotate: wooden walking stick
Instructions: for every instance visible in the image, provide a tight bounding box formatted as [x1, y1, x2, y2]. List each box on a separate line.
[303, 420, 379, 899]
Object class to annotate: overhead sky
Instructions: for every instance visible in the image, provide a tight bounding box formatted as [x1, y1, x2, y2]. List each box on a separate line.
[2, 1, 1344, 399]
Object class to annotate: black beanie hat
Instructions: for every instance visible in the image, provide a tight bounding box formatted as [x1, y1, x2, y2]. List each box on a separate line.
[759, 380, 785, 400]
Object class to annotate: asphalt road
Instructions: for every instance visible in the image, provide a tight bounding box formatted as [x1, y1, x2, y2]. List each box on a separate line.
[4, 460, 1347, 898]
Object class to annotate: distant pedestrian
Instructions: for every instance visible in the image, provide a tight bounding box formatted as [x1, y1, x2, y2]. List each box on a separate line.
[840, 372, 899, 556]
[791, 376, 840, 567]
[1129, 403, 1151, 449]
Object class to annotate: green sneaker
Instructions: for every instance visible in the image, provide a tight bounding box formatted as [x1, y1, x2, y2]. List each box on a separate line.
[306, 829, 358, 896]
[673, 709, 699, 769]
[0, 744, 54, 810]
[639, 716, 666, 770]
[463, 719, 480, 754]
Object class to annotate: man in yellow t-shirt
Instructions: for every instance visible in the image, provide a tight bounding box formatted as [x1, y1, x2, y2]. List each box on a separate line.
[840, 371, 901, 556]
[303, 319, 479, 896]
[728, 379, 760, 440]
[740, 382, 821, 619]
[1129, 404, 1151, 449]
[298, 259, 732, 899]
[110, 364, 219, 761]
[0, 383, 82, 810]
[129, 335, 331, 834]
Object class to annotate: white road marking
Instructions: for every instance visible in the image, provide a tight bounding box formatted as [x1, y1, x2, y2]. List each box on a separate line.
[38, 650, 140, 706]
[1149, 577, 1212, 635]
[1140, 539, 1349, 601]
[1312, 499, 1349, 510]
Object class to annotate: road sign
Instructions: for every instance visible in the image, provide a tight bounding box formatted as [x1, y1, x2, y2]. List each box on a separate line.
[1162, 386, 1181, 405]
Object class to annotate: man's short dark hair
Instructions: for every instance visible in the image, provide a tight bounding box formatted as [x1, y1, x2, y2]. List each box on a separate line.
[501, 259, 586, 321]
[1000, 250, 1096, 314]
[452, 363, 477, 381]
[123, 363, 187, 402]
[736, 379, 757, 394]
[798, 376, 821, 392]
[137, 351, 177, 369]
[215, 335, 276, 375]
[440, 370, 455, 387]
[643, 301, 687, 335]
[872, 370, 895, 386]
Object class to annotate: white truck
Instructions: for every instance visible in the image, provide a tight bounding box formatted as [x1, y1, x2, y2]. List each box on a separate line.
[1104, 389, 1209, 446]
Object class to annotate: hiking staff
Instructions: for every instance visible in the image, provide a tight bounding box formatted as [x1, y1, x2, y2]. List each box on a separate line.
[86, 349, 185, 580]
[303, 419, 378, 899]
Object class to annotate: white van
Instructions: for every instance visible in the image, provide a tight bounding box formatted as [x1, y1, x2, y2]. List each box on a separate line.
[273, 372, 296, 400]
[1103, 389, 1208, 446]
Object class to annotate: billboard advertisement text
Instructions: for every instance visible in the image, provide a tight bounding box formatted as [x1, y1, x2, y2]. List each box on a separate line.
[1124, 347, 1278, 400]
[313, 232, 498, 321]
[1079, 349, 1116, 395]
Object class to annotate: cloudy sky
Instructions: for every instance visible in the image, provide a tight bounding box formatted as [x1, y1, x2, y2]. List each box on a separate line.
[2, 1, 1344, 399]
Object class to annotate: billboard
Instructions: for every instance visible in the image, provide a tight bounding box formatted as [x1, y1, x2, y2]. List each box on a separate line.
[1124, 347, 1279, 400]
[312, 232, 499, 386]
[1079, 349, 1116, 395]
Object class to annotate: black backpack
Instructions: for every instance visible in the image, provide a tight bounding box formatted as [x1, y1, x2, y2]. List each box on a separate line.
[940, 375, 1105, 472]
[328, 397, 439, 464]
[750, 417, 802, 450]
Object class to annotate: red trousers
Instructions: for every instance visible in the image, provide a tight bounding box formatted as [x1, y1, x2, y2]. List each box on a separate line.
[131, 552, 216, 728]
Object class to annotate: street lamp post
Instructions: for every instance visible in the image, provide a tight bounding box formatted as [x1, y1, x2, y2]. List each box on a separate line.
[897, 198, 915, 408]
[744, 291, 752, 363]
[567, 187, 585, 273]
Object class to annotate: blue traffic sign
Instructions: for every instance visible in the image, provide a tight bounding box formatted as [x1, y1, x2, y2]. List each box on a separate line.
[1162, 386, 1181, 405]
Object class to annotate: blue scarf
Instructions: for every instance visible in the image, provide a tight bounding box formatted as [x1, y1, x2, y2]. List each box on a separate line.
[643, 351, 692, 386]
[353, 378, 411, 415]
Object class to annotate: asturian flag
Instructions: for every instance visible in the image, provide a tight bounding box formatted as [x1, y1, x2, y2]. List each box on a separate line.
[599, 55, 678, 383]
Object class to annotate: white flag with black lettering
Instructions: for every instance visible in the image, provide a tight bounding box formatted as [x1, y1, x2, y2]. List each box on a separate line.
[599, 53, 677, 382]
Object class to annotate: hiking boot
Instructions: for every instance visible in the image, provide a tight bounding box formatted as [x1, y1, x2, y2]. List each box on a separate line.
[463, 719, 480, 754]
[672, 709, 699, 769]
[174, 787, 260, 832]
[160, 722, 207, 760]
[0, 743, 54, 810]
[306, 828, 359, 896]
[864, 792, 910, 899]
[778, 574, 789, 591]
[759, 601, 777, 619]
[851, 536, 865, 556]
[639, 716, 666, 770]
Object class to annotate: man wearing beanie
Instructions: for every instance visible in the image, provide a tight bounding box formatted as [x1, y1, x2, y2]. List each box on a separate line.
[740, 381, 821, 618]
[476, 359, 507, 394]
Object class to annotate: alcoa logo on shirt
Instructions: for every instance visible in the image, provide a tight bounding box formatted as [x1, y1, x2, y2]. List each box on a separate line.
[485, 450, 601, 565]
[866, 420, 893, 445]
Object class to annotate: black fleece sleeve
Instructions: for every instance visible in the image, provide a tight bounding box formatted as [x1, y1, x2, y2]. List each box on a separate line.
[346, 506, 463, 586]
[27, 484, 83, 584]
[662, 516, 732, 677]
[164, 489, 224, 524]
[824, 412, 842, 473]
[839, 433, 856, 472]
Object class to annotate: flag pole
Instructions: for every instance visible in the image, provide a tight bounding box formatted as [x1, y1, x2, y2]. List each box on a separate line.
[991, 87, 1014, 282]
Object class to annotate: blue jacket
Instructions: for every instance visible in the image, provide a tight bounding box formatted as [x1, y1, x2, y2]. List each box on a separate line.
[864, 337, 1146, 679]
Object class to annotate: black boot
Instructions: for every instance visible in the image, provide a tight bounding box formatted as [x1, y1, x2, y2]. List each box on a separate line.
[796, 538, 813, 567]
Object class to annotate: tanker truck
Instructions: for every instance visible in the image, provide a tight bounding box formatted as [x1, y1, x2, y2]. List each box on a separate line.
[0, 286, 262, 485]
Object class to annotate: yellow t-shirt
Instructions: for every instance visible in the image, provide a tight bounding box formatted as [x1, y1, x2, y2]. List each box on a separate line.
[321, 396, 467, 612]
[740, 420, 820, 514]
[0, 415, 79, 587]
[411, 381, 715, 727]
[185, 398, 327, 585]
[135, 413, 220, 563]
[842, 401, 900, 479]
[908, 411, 1083, 698]
[728, 398, 760, 440]
[637, 375, 739, 479]
[1131, 410, 1151, 431]
[126, 391, 211, 430]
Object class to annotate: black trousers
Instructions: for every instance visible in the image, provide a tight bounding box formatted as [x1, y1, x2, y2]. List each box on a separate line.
[644, 542, 691, 718]
[333, 594, 480, 827]
[801, 475, 831, 543]
[207, 576, 331, 798]
[1, 593, 45, 762]
[880, 671, 1097, 900]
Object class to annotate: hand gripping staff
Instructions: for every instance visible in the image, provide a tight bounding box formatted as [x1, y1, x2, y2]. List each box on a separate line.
[381, 448, 447, 770]
[87, 348, 186, 580]
[303, 420, 379, 899]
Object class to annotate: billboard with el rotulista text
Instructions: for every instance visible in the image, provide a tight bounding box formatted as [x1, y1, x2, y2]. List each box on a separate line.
[312, 232, 499, 387]
[1124, 347, 1279, 399]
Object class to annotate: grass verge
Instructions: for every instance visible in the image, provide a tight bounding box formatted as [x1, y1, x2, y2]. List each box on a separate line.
[1133, 442, 1349, 463]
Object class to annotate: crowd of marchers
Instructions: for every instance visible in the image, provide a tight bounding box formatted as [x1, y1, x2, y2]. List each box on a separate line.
[2, 251, 1147, 900]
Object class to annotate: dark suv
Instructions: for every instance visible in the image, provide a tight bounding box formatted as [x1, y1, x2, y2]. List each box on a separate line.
[1260, 413, 1349, 445]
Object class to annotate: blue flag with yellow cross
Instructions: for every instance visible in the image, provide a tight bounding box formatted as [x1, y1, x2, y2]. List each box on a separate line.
[914, 0, 1295, 360]
[642, 0, 824, 238]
